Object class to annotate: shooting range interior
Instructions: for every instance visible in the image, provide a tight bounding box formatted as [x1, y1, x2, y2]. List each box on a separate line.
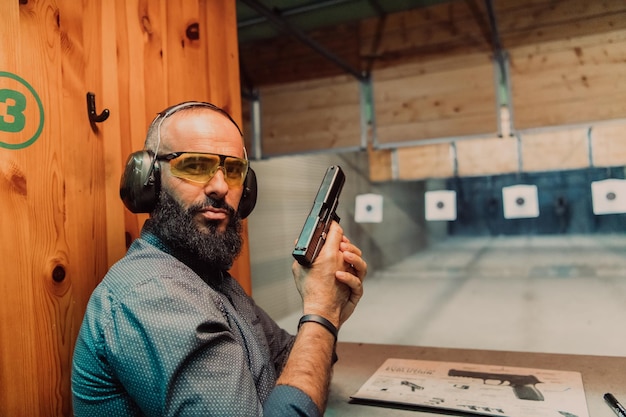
[2, 1, 626, 415]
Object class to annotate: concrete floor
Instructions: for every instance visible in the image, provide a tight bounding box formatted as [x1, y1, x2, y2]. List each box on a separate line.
[277, 234, 626, 357]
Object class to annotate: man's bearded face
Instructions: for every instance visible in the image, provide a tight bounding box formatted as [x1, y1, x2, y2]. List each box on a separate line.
[151, 190, 243, 269]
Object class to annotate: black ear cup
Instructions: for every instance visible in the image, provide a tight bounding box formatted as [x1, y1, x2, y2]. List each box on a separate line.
[119, 150, 160, 213]
[238, 167, 257, 219]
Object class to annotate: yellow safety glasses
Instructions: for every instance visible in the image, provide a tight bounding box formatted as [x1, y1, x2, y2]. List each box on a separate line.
[157, 152, 248, 187]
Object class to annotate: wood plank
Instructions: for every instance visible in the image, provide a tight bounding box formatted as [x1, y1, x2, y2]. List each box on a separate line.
[262, 106, 361, 155]
[239, 21, 360, 86]
[165, 0, 207, 103]
[140, 0, 168, 122]
[101, 1, 127, 266]
[202, 0, 241, 119]
[58, 1, 110, 415]
[367, 146, 393, 182]
[509, 31, 626, 76]
[0, 3, 36, 415]
[360, 1, 491, 69]
[521, 127, 590, 172]
[241, 98, 254, 153]
[376, 111, 497, 145]
[514, 94, 626, 130]
[260, 74, 359, 109]
[456, 136, 519, 176]
[397, 143, 454, 180]
[591, 121, 626, 167]
[260, 76, 362, 155]
[0, 0, 81, 414]
[495, 0, 626, 48]
[373, 54, 498, 144]
[14, 1, 63, 414]
[510, 30, 626, 129]
[115, 0, 144, 244]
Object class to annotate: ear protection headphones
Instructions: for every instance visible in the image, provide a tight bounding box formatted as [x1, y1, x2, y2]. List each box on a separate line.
[119, 101, 257, 218]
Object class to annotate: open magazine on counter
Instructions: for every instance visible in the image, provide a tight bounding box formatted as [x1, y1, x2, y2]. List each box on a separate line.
[350, 358, 589, 417]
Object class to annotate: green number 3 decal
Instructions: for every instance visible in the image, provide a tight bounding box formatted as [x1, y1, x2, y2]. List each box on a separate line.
[0, 89, 27, 133]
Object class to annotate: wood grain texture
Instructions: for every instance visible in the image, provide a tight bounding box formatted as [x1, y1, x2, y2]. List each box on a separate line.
[521, 128, 590, 172]
[397, 143, 455, 180]
[100, 0, 127, 266]
[510, 30, 626, 129]
[0, 4, 38, 415]
[165, 0, 206, 103]
[0, 2, 249, 416]
[0, 0, 108, 415]
[495, 0, 626, 48]
[367, 146, 393, 182]
[360, 0, 491, 69]
[260, 75, 362, 155]
[5, 0, 68, 414]
[373, 53, 498, 145]
[456, 136, 519, 176]
[239, 21, 361, 86]
[591, 121, 626, 167]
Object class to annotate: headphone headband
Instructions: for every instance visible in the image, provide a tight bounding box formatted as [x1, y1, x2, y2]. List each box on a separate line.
[153, 101, 243, 136]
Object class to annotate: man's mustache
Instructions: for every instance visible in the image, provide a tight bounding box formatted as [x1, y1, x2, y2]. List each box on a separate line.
[189, 197, 237, 216]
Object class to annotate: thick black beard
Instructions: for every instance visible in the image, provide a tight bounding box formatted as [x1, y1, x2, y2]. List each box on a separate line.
[151, 190, 243, 270]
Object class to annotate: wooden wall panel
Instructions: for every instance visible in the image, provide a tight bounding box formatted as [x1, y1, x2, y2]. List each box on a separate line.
[360, 0, 491, 69]
[0, 1, 248, 415]
[101, 1, 127, 266]
[114, 0, 162, 243]
[165, 1, 207, 104]
[0, 1, 108, 415]
[260, 75, 362, 156]
[521, 128, 590, 172]
[203, 0, 242, 121]
[0, 2, 25, 415]
[0, 3, 39, 414]
[373, 54, 498, 145]
[367, 147, 393, 182]
[241, 98, 254, 153]
[591, 122, 626, 168]
[496, 0, 626, 49]
[509, 29, 626, 130]
[397, 143, 454, 180]
[456, 137, 519, 177]
[239, 21, 361, 87]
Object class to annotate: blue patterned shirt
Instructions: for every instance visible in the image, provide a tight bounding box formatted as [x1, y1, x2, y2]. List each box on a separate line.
[71, 226, 320, 417]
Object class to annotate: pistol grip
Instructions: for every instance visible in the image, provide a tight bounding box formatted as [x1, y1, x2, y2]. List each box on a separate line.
[513, 385, 544, 401]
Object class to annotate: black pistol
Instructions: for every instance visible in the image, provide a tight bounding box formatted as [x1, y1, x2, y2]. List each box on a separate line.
[292, 165, 345, 266]
[448, 369, 545, 401]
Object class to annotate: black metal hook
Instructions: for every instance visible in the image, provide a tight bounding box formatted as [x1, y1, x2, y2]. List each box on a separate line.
[86, 92, 110, 123]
